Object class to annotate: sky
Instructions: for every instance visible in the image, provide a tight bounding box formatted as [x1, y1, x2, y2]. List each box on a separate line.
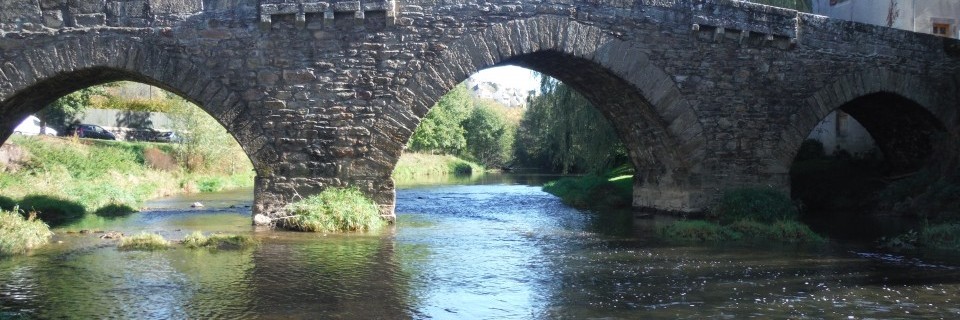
[468, 65, 541, 93]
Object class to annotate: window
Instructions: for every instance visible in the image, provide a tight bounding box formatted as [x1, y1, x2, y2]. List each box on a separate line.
[933, 23, 951, 36]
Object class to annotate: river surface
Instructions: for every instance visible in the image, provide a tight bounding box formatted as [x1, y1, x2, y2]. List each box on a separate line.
[3, 174, 960, 319]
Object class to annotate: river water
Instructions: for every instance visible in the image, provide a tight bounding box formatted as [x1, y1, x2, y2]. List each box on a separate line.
[2, 174, 960, 319]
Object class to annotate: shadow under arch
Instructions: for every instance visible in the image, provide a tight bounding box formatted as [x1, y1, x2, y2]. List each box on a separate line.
[782, 69, 959, 173]
[379, 16, 708, 212]
[0, 39, 266, 174]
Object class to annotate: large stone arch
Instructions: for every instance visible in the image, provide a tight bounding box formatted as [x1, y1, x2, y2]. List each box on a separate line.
[779, 69, 960, 171]
[0, 34, 267, 173]
[373, 16, 708, 213]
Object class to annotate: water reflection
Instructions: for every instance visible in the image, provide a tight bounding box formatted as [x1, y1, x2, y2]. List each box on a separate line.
[2, 175, 960, 318]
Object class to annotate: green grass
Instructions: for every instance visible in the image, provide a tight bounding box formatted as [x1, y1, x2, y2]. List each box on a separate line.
[392, 153, 483, 181]
[0, 209, 54, 256]
[182, 231, 258, 250]
[284, 188, 386, 233]
[542, 172, 633, 209]
[0, 136, 255, 227]
[658, 219, 825, 244]
[882, 224, 960, 251]
[710, 187, 798, 224]
[117, 233, 170, 251]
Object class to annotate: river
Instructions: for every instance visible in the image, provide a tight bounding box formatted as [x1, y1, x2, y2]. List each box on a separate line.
[2, 174, 960, 318]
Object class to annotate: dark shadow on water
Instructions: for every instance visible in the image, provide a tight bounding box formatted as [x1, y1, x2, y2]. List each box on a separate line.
[16, 195, 86, 226]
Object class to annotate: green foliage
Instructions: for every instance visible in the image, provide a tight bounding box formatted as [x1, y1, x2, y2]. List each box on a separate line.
[790, 151, 887, 211]
[794, 139, 826, 162]
[118, 233, 170, 251]
[514, 76, 627, 174]
[408, 84, 471, 155]
[710, 188, 798, 224]
[197, 177, 226, 193]
[0, 209, 54, 256]
[182, 231, 258, 250]
[168, 97, 252, 174]
[463, 101, 514, 167]
[881, 224, 960, 251]
[542, 171, 632, 209]
[876, 169, 960, 220]
[284, 188, 386, 233]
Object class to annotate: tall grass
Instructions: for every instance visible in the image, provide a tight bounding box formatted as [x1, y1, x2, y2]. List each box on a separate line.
[0, 209, 54, 256]
[710, 187, 798, 224]
[284, 188, 386, 233]
[182, 231, 258, 250]
[118, 233, 170, 251]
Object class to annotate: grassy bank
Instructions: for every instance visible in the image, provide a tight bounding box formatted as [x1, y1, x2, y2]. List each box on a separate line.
[0, 136, 254, 227]
[392, 153, 483, 182]
[542, 167, 633, 209]
[658, 188, 826, 244]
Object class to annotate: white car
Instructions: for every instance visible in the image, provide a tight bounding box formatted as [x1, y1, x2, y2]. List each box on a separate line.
[13, 115, 58, 136]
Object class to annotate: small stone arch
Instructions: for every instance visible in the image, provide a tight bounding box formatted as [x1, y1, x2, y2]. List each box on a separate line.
[779, 69, 959, 171]
[372, 16, 708, 212]
[0, 34, 268, 173]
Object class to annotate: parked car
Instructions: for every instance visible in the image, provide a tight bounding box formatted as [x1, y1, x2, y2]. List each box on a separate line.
[66, 124, 117, 140]
[13, 115, 58, 136]
[154, 131, 184, 143]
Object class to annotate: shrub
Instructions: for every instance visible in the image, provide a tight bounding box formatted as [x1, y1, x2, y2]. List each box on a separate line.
[711, 188, 798, 224]
[284, 188, 386, 233]
[118, 233, 170, 251]
[918, 223, 960, 250]
[143, 147, 177, 171]
[197, 177, 225, 193]
[182, 231, 258, 250]
[0, 209, 54, 256]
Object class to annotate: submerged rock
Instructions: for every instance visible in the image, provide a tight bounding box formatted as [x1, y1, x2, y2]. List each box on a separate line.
[191, 202, 204, 208]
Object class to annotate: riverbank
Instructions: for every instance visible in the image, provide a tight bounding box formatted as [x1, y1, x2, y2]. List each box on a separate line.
[0, 135, 254, 227]
[392, 153, 483, 183]
[542, 172, 633, 209]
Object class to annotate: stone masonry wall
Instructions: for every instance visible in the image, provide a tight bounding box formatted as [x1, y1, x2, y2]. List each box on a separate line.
[0, 0, 958, 226]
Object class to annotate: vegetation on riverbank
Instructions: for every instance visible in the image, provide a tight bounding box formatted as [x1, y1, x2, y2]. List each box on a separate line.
[182, 231, 258, 250]
[542, 166, 633, 209]
[392, 153, 483, 182]
[0, 209, 54, 256]
[658, 188, 826, 244]
[118, 233, 170, 251]
[284, 188, 386, 233]
[0, 135, 254, 227]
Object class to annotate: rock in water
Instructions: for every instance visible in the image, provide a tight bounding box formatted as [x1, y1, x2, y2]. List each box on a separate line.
[253, 214, 272, 226]
[191, 202, 204, 208]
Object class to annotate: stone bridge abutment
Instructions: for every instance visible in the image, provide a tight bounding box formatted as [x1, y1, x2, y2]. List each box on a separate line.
[1, 0, 958, 225]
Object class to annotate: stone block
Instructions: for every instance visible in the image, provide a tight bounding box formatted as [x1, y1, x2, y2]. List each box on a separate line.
[73, 13, 105, 26]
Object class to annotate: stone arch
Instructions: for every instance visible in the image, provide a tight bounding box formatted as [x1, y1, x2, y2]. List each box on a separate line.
[780, 69, 959, 172]
[371, 16, 707, 212]
[0, 34, 268, 173]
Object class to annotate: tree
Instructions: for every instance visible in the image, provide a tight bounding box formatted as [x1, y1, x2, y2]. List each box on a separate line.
[463, 101, 513, 167]
[407, 84, 472, 155]
[513, 75, 627, 174]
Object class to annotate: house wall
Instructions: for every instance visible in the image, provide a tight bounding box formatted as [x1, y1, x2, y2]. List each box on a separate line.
[813, 0, 960, 38]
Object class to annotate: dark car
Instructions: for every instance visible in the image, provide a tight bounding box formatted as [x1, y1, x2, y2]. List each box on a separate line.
[66, 124, 117, 140]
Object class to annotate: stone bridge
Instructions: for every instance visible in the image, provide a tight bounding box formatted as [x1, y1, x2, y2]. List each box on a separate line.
[1, 0, 958, 225]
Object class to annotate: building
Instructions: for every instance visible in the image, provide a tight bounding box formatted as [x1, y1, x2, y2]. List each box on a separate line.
[812, 0, 960, 39]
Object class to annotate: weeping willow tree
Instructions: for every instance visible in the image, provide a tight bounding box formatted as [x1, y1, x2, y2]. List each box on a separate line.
[745, 0, 812, 12]
[513, 75, 627, 174]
